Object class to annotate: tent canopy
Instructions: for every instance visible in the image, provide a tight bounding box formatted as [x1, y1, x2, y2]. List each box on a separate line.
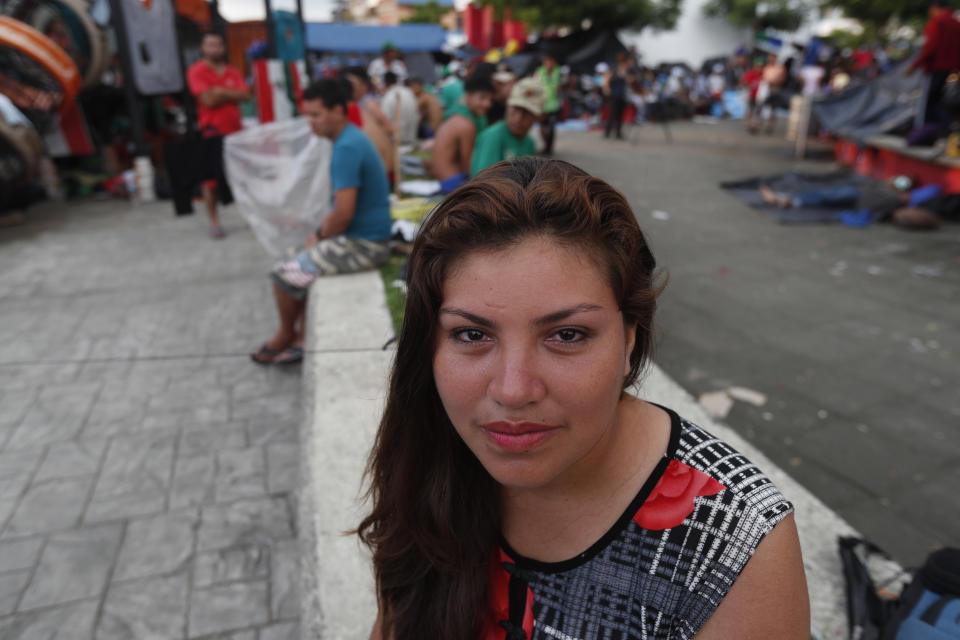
[811, 59, 923, 144]
[305, 23, 446, 53]
[532, 29, 628, 75]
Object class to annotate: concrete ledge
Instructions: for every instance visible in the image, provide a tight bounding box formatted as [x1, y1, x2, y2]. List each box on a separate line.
[300, 270, 885, 640]
[299, 270, 393, 640]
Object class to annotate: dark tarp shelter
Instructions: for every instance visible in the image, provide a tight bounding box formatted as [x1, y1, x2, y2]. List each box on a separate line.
[812, 59, 924, 144]
[530, 29, 628, 75]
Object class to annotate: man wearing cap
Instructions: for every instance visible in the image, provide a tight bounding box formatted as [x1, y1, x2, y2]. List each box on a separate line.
[470, 77, 543, 175]
[367, 42, 408, 90]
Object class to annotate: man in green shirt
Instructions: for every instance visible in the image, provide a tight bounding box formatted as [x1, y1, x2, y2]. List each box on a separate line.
[470, 77, 545, 175]
[438, 63, 465, 113]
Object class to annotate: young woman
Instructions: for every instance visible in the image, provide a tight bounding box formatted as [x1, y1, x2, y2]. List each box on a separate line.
[358, 157, 809, 639]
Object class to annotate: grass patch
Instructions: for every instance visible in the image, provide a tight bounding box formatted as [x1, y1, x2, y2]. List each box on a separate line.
[379, 253, 407, 334]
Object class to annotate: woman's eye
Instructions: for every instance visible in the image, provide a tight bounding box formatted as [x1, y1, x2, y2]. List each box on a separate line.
[454, 328, 487, 343]
[553, 328, 585, 343]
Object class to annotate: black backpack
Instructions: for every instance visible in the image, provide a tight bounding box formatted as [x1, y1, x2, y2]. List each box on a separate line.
[882, 547, 960, 640]
[840, 537, 960, 640]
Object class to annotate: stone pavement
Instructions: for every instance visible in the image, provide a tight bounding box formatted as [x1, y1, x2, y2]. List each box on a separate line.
[0, 199, 300, 639]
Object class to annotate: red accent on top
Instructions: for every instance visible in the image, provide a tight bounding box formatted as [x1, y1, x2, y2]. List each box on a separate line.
[483, 548, 535, 640]
[348, 102, 363, 127]
[633, 460, 726, 531]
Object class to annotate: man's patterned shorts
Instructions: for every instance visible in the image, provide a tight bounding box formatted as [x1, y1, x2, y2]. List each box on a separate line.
[270, 235, 390, 300]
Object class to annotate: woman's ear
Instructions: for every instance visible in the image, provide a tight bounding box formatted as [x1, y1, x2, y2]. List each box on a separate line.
[623, 321, 637, 377]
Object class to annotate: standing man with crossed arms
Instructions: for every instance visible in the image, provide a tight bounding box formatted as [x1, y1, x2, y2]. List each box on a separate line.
[187, 31, 251, 239]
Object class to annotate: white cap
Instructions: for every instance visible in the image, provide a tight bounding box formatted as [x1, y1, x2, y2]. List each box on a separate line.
[507, 77, 545, 116]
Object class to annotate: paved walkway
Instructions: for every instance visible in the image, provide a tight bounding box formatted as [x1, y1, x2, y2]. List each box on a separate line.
[0, 199, 300, 639]
[559, 123, 959, 567]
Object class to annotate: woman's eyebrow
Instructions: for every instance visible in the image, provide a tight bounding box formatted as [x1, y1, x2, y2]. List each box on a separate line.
[439, 308, 495, 328]
[439, 304, 603, 328]
[534, 304, 603, 326]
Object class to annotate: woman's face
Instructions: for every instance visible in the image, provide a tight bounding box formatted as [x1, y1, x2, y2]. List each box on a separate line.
[433, 236, 635, 491]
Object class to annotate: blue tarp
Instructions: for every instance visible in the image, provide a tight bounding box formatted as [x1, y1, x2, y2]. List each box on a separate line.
[305, 23, 446, 53]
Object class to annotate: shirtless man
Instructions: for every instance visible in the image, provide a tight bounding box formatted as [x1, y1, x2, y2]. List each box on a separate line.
[756, 53, 787, 133]
[429, 74, 493, 193]
[407, 77, 444, 138]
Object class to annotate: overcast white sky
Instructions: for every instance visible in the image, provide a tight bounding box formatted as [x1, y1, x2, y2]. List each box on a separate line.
[218, 0, 334, 22]
[217, 0, 469, 23]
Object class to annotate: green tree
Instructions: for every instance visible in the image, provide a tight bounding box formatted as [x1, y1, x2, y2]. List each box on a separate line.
[331, 0, 352, 22]
[820, 0, 927, 32]
[475, 0, 683, 31]
[702, 0, 807, 31]
[402, 1, 449, 24]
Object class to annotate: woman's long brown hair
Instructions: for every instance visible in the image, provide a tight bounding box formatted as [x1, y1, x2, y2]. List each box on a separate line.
[356, 157, 661, 638]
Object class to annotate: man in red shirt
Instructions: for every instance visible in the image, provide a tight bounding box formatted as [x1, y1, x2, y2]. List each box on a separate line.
[908, 0, 960, 130]
[187, 32, 251, 238]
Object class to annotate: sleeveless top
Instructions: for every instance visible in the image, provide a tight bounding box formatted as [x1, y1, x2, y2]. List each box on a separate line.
[485, 406, 793, 640]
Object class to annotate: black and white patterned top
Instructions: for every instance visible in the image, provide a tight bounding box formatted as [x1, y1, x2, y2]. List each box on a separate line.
[485, 406, 794, 640]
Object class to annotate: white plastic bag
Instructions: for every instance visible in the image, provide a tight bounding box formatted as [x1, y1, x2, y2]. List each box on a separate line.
[224, 117, 332, 256]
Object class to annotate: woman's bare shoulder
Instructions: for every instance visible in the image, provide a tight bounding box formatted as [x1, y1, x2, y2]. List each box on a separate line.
[694, 514, 809, 639]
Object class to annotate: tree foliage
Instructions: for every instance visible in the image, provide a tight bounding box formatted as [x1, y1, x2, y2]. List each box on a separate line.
[702, 0, 807, 31]
[402, 1, 449, 24]
[475, 0, 683, 31]
[331, 0, 352, 22]
[817, 0, 928, 33]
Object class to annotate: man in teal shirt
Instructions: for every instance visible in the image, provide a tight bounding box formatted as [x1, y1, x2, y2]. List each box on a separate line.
[471, 77, 545, 175]
[252, 78, 391, 365]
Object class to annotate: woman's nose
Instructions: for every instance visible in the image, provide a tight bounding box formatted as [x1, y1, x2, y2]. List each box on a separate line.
[487, 345, 547, 409]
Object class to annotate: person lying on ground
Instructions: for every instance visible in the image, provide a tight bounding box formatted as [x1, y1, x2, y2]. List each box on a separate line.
[428, 74, 493, 194]
[759, 178, 947, 229]
[407, 77, 443, 138]
[250, 79, 391, 365]
[359, 156, 810, 639]
[470, 77, 544, 175]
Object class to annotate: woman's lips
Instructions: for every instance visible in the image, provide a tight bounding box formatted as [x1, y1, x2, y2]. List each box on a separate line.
[481, 422, 558, 453]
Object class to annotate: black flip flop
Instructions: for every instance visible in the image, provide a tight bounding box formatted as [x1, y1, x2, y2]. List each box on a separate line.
[272, 345, 304, 365]
[250, 343, 284, 364]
